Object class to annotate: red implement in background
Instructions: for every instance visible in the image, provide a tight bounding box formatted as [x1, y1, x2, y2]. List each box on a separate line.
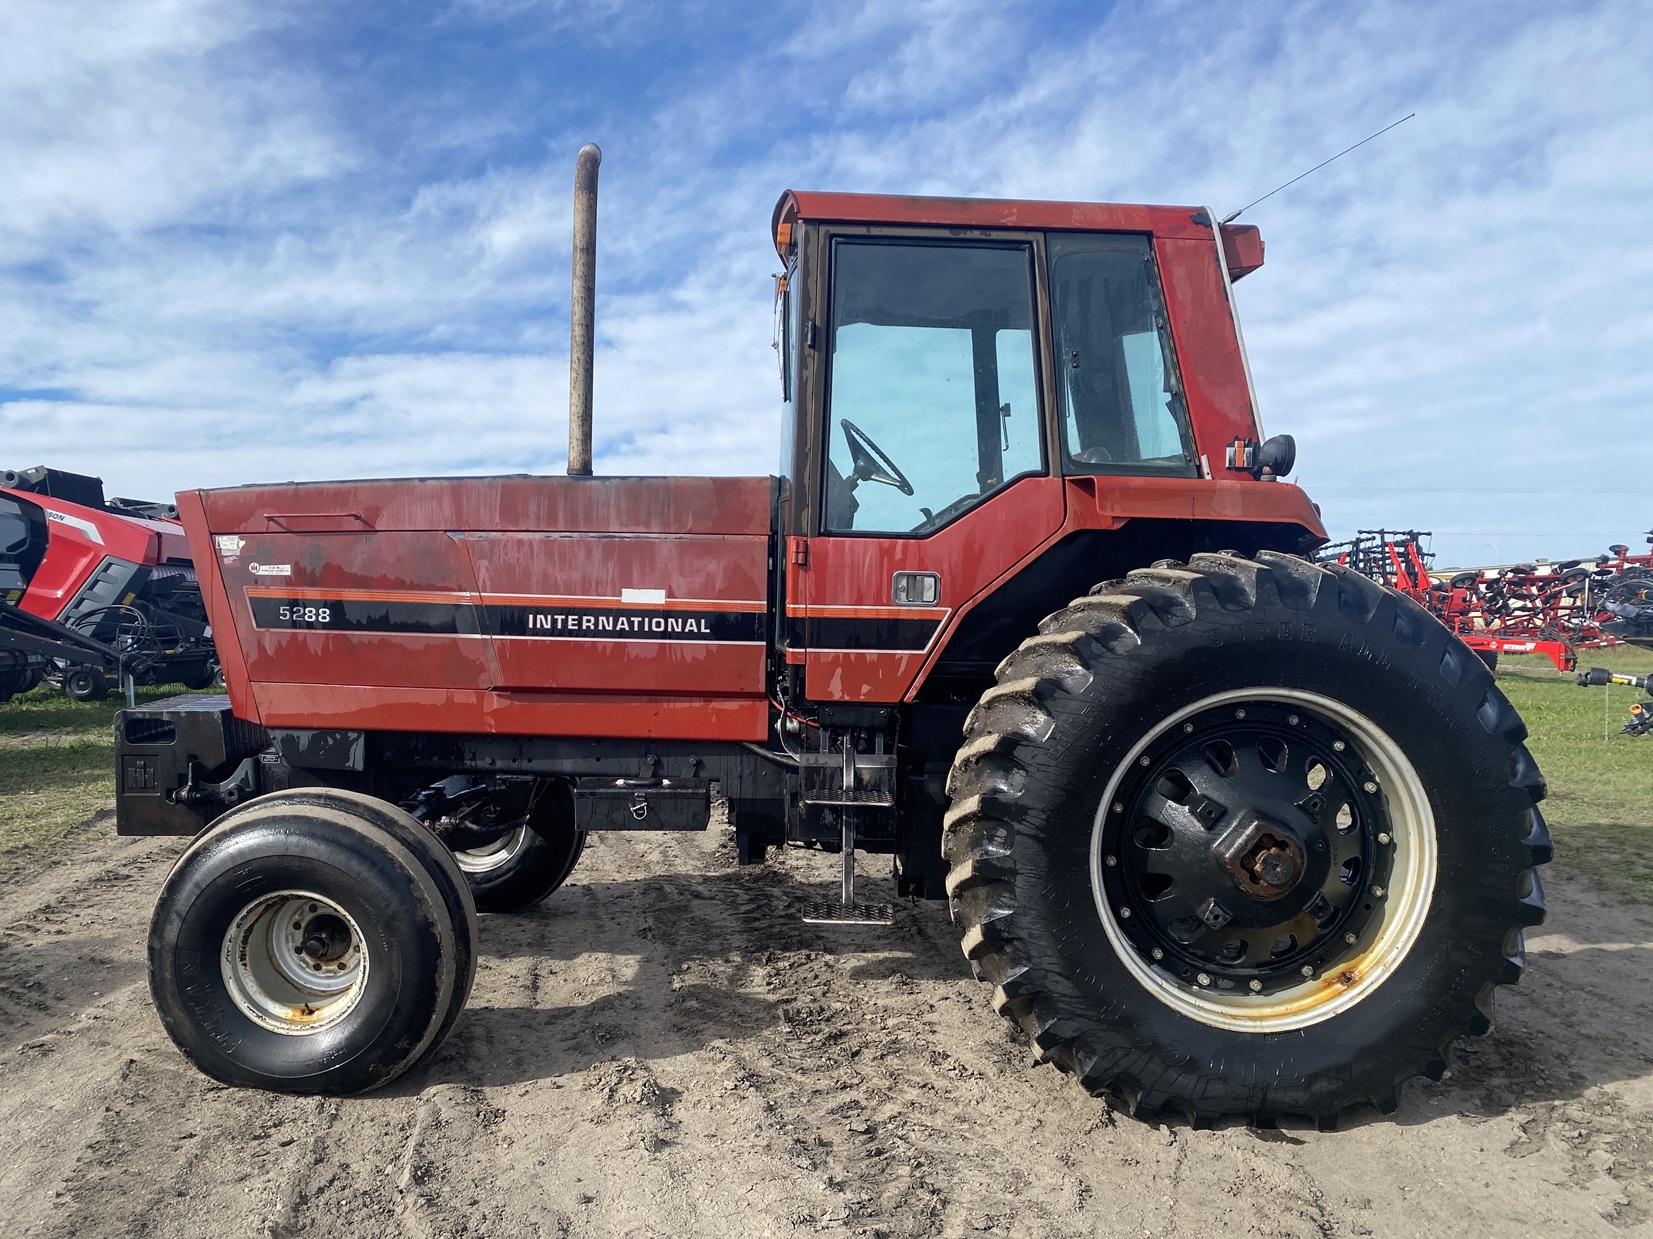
[1321, 529, 1653, 671]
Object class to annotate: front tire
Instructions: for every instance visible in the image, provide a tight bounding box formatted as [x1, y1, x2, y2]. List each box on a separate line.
[944, 552, 1550, 1126]
[148, 796, 476, 1094]
[240, 787, 480, 1052]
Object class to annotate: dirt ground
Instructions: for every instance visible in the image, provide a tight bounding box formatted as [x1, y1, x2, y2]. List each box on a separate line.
[1, 812, 1649, 1239]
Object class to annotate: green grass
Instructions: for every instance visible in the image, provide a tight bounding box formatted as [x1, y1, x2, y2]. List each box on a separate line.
[2, 643, 1650, 903]
[0, 681, 209, 864]
[1495, 644, 1653, 904]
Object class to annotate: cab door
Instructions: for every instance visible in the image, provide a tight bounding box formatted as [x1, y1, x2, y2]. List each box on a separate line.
[797, 233, 1065, 703]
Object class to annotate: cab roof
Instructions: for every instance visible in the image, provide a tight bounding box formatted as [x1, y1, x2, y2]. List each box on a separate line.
[771, 190, 1264, 279]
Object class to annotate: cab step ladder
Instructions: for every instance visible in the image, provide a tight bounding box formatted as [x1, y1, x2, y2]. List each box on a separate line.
[799, 731, 895, 926]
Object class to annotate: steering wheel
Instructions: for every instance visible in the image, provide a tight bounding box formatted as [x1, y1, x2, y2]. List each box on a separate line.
[840, 419, 914, 496]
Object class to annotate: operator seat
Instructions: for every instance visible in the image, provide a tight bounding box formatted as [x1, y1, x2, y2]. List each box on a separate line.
[824, 458, 860, 530]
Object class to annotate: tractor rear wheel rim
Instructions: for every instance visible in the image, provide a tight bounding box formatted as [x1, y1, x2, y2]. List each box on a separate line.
[453, 824, 530, 875]
[220, 890, 369, 1035]
[1090, 688, 1436, 1033]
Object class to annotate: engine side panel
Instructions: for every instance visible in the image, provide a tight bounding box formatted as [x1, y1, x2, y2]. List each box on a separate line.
[227, 530, 499, 692]
[460, 533, 766, 694]
[181, 475, 775, 741]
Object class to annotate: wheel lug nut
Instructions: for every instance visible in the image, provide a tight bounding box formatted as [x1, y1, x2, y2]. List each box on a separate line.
[1344, 932, 1358, 945]
[1119, 907, 1132, 919]
[1377, 832, 1391, 844]
[1234, 709, 1247, 719]
[1248, 980, 1263, 992]
[1363, 781, 1378, 793]
[1112, 802, 1123, 813]
[1332, 740, 1346, 752]
[1371, 885, 1385, 898]
[1182, 722, 1194, 733]
[1196, 973, 1212, 986]
[1139, 756, 1150, 766]
[1300, 965, 1315, 978]
[1105, 855, 1117, 867]
[1150, 948, 1164, 960]
[1287, 714, 1299, 725]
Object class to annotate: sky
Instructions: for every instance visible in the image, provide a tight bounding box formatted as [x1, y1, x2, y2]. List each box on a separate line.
[1, 0, 1649, 568]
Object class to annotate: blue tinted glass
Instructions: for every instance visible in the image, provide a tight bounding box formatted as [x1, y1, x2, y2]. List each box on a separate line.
[1049, 234, 1194, 475]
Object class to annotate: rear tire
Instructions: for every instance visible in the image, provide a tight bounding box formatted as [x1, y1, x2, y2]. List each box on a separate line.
[944, 551, 1550, 1126]
[148, 796, 476, 1094]
[454, 780, 586, 913]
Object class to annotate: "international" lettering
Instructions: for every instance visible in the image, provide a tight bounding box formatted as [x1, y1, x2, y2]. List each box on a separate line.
[526, 613, 713, 635]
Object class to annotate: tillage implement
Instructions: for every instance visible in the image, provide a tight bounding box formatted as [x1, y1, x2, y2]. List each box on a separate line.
[116, 146, 1549, 1126]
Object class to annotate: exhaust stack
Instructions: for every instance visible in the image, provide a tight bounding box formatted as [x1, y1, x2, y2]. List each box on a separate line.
[567, 143, 601, 477]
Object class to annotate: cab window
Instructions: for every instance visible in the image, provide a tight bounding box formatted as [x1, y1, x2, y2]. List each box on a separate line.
[1048, 233, 1196, 476]
[823, 240, 1042, 534]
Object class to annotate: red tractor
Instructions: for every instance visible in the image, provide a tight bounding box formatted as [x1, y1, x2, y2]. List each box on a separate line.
[116, 148, 1549, 1127]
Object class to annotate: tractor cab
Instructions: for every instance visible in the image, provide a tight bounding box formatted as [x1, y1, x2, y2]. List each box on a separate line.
[766, 193, 1314, 708]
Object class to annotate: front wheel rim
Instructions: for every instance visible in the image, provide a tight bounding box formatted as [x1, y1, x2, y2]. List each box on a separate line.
[1089, 688, 1437, 1033]
[221, 890, 369, 1035]
[453, 824, 530, 875]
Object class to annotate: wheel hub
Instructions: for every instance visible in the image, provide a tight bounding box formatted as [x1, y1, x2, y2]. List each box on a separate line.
[298, 913, 353, 962]
[1213, 810, 1305, 899]
[1098, 699, 1394, 998]
[220, 891, 369, 1035]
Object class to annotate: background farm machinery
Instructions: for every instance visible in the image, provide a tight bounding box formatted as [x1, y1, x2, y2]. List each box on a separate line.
[1318, 529, 1653, 671]
[1575, 666, 1653, 737]
[1, 466, 217, 703]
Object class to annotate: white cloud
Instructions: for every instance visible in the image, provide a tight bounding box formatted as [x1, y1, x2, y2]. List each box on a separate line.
[1, 0, 1649, 571]
[0, 0, 341, 255]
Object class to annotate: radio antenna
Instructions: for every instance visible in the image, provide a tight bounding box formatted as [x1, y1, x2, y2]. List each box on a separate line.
[1220, 113, 1415, 224]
